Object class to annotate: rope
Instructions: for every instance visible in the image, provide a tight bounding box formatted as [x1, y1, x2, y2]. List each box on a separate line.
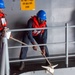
[10, 36, 52, 67]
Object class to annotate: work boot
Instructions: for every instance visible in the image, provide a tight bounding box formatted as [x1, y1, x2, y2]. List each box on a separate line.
[19, 62, 25, 71]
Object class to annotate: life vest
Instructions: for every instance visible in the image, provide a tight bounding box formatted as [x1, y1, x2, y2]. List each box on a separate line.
[31, 16, 46, 36]
[0, 12, 7, 31]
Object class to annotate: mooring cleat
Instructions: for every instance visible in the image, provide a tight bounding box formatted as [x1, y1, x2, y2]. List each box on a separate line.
[42, 65, 54, 74]
[42, 64, 58, 75]
[51, 64, 58, 68]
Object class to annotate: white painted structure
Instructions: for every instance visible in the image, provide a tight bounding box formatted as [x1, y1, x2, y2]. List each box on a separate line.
[20, 67, 75, 75]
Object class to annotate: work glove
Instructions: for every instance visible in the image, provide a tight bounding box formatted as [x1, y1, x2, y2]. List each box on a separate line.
[33, 46, 37, 51]
[32, 42, 37, 51]
[41, 47, 46, 56]
[1, 27, 9, 37]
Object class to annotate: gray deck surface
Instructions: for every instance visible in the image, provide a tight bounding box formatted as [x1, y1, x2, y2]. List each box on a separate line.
[10, 57, 75, 75]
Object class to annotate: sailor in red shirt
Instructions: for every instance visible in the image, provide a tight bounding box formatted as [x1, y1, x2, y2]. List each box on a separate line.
[0, 0, 7, 72]
[0, 0, 7, 36]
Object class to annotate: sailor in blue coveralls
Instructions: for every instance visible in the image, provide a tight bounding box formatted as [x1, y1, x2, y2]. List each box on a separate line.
[19, 10, 49, 70]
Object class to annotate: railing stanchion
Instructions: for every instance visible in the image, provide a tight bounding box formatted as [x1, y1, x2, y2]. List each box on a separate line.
[65, 23, 69, 67]
[3, 32, 10, 75]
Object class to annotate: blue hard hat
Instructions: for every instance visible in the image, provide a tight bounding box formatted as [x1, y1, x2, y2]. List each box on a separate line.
[0, 0, 5, 9]
[37, 10, 46, 20]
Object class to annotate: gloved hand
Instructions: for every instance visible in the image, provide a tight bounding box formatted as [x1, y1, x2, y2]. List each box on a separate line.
[1, 30, 5, 37]
[1, 27, 8, 37]
[4, 27, 9, 31]
[33, 46, 37, 50]
[41, 48, 46, 56]
[2, 27, 10, 37]
[32, 42, 37, 51]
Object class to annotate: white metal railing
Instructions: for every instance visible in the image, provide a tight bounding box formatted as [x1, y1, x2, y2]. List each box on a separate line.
[1, 32, 10, 75]
[8, 26, 65, 32]
[1, 23, 75, 75]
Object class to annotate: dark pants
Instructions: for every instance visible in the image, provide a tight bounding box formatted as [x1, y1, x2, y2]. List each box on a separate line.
[20, 34, 49, 59]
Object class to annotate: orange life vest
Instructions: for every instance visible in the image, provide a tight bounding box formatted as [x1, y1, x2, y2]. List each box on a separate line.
[0, 12, 7, 31]
[31, 16, 46, 36]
